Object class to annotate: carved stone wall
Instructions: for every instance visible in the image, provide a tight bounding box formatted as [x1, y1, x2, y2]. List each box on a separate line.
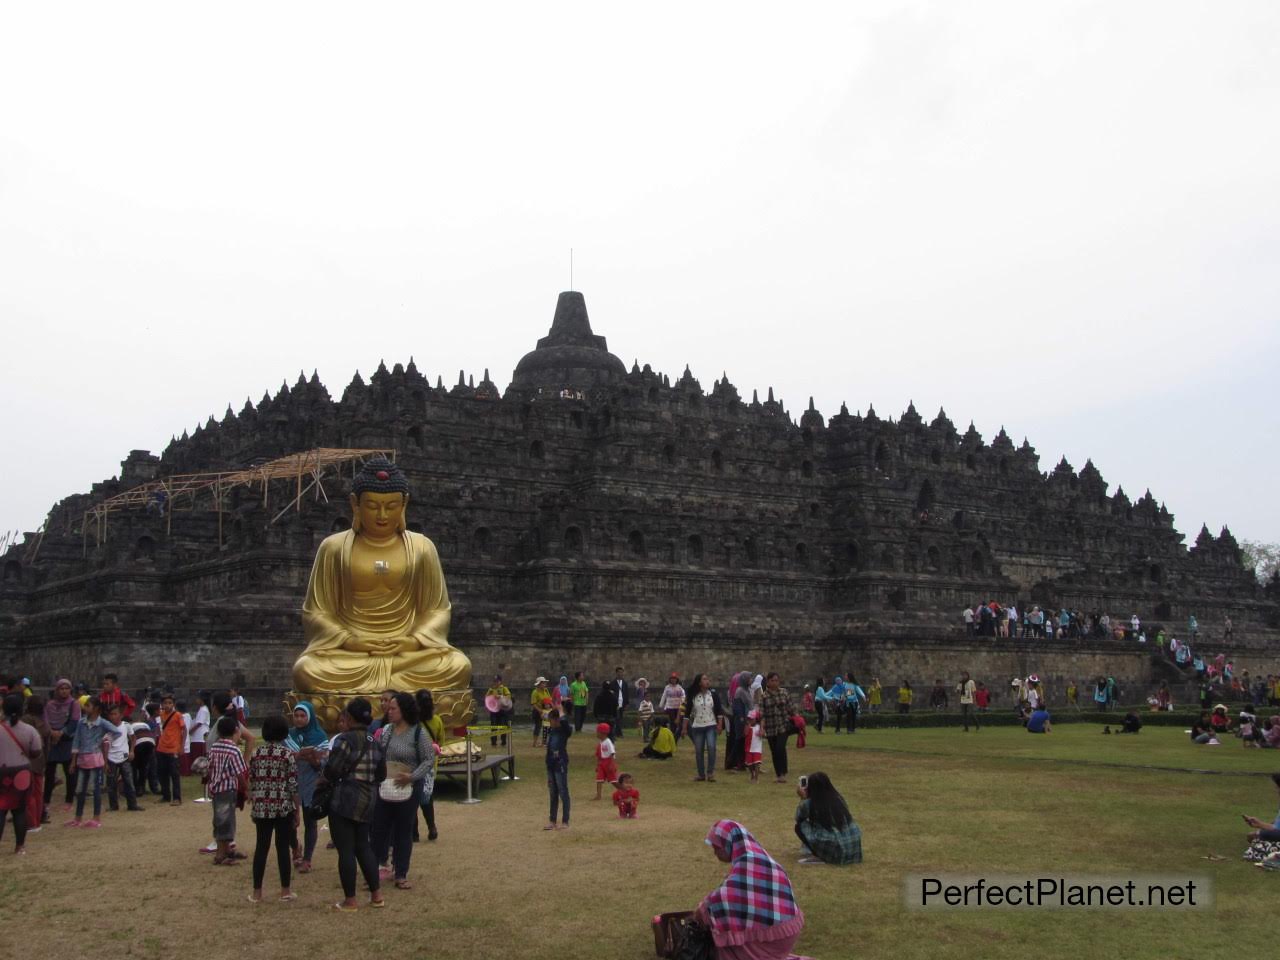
[1, 292, 1275, 700]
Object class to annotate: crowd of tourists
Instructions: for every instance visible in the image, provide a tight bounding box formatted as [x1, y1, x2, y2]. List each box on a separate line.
[4, 657, 1278, 954]
[962, 604, 1233, 648]
[0, 675, 446, 906]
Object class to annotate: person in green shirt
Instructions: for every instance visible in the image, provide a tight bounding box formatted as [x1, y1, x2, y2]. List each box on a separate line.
[569, 671, 590, 732]
[415, 688, 445, 842]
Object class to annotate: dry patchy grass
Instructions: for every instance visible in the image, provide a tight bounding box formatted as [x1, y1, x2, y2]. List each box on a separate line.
[0, 726, 1274, 960]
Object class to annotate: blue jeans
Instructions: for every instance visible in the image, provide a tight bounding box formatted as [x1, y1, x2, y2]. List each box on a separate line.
[547, 764, 570, 825]
[690, 725, 718, 778]
[75, 766, 104, 819]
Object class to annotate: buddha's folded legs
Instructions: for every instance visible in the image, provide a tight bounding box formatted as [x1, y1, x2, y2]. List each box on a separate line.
[293, 645, 471, 695]
[389, 645, 472, 691]
[293, 652, 394, 693]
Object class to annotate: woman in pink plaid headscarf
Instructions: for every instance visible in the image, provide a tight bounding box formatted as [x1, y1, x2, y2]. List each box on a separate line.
[697, 819, 811, 960]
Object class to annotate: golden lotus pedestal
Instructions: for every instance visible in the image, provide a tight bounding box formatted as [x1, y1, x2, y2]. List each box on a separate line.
[284, 688, 476, 734]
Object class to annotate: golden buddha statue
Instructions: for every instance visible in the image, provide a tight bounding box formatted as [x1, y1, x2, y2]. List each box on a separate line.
[289, 456, 473, 729]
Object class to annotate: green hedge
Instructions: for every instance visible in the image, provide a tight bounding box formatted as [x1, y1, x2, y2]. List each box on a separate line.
[821, 708, 1209, 730]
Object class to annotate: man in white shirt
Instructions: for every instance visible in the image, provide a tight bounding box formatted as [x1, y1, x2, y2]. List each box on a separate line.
[190, 693, 211, 766]
[1026, 676, 1043, 711]
[104, 704, 142, 812]
[958, 671, 978, 732]
[174, 699, 195, 776]
[962, 606, 975, 636]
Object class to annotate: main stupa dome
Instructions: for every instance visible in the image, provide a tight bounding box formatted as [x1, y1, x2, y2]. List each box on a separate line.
[509, 291, 626, 395]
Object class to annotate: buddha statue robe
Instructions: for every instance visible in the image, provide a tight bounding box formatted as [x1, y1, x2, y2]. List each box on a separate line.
[292, 529, 472, 693]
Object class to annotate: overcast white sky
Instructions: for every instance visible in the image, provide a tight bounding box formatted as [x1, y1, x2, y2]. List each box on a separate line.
[1, 2, 1277, 549]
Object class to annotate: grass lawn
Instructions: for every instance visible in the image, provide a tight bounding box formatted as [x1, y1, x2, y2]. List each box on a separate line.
[1, 724, 1275, 959]
[830, 720, 1280, 773]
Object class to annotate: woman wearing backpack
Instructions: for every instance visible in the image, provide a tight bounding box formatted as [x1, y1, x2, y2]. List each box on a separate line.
[323, 698, 384, 911]
[1, 693, 42, 855]
[370, 692, 433, 890]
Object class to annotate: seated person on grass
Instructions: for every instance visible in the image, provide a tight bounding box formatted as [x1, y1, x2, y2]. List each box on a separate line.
[795, 772, 861, 865]
[1210, 705, 1231, 734]
[697, 819, 806, 960]
[1026, 706, 1051, 734]
[1191, 714, 1213, 745]
[1244, 773, 1280, 842]
[638, 715, 675, 760]
[1262, 717, 1280, 749]
[1117, 712, 1142, 734]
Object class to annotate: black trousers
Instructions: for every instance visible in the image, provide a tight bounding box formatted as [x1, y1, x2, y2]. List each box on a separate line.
[419, 795, 437, 838]
[834, 706, 855, 737]
[252, 815, 293, 890]
[156, 752, 182, 801]
[44, 758, 74, 806]
[131, 742, 157, 793]
[0, 795, 28, 849]
[489, 710, 509, 746]
[107, 759, 138, 809]
[330, 812, 380, 899]
[962, 704, 979, 730]
[767, 733, 789, 778]
[573, 705, 586, 732]
[724, 727, 745, 770]
[371, 792, 419, 880]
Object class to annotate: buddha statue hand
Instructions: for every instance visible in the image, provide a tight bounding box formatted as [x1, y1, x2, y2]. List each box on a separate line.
[344, 635, 407, 657]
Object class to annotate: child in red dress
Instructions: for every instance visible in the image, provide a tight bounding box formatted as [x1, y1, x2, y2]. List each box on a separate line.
[611, 772, 639, 818]
[974, 683, 991, 712]
[593, 723, 617, 799]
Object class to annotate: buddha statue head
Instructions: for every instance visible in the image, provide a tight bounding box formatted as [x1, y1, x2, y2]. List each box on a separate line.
[350, 456, 410, 539]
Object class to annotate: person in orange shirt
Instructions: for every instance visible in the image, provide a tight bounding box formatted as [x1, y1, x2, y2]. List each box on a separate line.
[156, 693, 187, 805]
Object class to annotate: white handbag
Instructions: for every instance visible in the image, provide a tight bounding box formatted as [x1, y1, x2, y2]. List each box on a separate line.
[378, 761, 414, 802]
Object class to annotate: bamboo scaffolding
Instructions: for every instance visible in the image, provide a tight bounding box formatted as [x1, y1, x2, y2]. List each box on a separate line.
[81, 447, 394, 555]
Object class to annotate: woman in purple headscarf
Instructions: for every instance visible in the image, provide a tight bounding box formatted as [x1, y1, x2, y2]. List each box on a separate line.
[42, 679, 81, 813]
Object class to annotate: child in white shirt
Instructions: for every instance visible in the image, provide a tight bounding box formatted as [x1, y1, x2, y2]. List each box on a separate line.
[593, 723, 617, 799]
[104, 704, 140, 812]
[745, 711, 764, 783]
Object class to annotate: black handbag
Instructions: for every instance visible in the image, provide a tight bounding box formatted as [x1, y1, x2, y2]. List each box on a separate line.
[307, 781, 334, 820]
[672, 918, 713, 960]
[308, 734, 368, 820]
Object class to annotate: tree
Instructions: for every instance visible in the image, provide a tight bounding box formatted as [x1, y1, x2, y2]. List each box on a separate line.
[1239, 539, 1280, 583]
